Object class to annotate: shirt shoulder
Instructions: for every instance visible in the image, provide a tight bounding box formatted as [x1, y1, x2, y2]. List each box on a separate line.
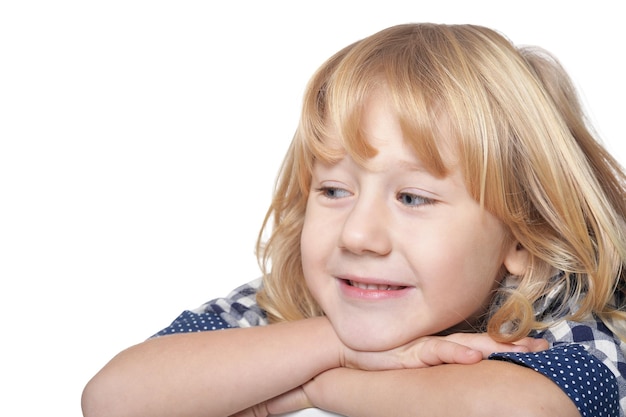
[490, 317, 626, 417]
[152, 278, 268, 337]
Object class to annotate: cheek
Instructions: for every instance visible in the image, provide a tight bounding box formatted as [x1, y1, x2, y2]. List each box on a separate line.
[300, 207, 315, 262]
[299, 219, 326, 308]
[300, 197, 337, 263]
[300, 205, 325, 278]
[420, 225, 506, 298]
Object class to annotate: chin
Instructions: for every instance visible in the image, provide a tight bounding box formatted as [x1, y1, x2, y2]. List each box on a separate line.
[334, 323, 419, 352]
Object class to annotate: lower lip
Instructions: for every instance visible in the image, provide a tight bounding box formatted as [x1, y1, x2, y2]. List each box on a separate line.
[338, 279, 413, 300]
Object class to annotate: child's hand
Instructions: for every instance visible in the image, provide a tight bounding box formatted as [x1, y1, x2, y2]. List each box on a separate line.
[229, 333, 548, 416]
[339, 333, 548, 371]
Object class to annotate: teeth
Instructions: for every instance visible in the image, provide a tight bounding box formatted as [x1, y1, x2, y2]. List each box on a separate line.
[349, 280, 402, 290]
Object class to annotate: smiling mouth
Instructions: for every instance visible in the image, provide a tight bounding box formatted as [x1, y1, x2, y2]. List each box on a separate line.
[346, 280, 407, 291]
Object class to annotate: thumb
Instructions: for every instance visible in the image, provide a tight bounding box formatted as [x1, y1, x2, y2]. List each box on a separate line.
[266, 387, 313, 415]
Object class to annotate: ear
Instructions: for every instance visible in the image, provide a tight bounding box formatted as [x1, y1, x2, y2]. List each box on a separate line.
[503, 241, 529, 276]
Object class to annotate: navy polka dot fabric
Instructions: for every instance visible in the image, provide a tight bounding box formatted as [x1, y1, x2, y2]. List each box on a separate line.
[153, 310, 232, 336]
[490, 344, 620, 416]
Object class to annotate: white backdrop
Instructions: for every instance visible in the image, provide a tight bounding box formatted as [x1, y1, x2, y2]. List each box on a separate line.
[1, 1, 624, 416]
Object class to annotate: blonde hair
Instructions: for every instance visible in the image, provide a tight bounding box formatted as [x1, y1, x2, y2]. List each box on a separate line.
[255, 23, 626, 341]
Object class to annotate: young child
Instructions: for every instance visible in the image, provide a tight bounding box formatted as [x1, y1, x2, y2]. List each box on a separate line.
[82, 23, 626, 417]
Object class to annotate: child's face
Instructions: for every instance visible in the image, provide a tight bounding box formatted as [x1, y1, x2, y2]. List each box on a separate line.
[300, 92, 519, 351]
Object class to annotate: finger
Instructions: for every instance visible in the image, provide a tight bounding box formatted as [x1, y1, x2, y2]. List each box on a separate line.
[415, 338, 483, 366]
[230, 403, 270, 417]
[265, 386, 313, 415]
[444, 333, 534, 358]
[513, 337, 549, 352]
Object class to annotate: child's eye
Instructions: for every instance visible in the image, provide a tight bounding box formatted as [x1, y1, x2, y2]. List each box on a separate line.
[316, 186, 352, 199]
[397, 192, 434, 207]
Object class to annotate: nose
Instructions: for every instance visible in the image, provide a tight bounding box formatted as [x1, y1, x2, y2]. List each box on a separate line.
[339, 194, 392, 256]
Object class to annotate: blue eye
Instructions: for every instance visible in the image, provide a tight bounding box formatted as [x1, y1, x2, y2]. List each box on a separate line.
[397, 192, 433, 207]
[317, 187, 351, 199]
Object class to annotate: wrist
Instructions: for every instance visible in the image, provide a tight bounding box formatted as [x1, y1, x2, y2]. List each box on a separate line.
[303, 316, 344, 371]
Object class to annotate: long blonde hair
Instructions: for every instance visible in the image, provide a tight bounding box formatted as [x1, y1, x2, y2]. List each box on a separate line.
[256, 23, 626, 341]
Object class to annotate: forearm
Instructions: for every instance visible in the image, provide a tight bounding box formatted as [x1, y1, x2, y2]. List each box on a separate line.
[307, 360, 580, 417]
[82, 317, 339, 417]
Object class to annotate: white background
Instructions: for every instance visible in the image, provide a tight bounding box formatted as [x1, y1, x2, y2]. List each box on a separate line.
[1, 1, 624, 415]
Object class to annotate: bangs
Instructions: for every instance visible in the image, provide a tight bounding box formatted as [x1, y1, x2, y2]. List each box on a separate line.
[297, 25, 459, 177]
